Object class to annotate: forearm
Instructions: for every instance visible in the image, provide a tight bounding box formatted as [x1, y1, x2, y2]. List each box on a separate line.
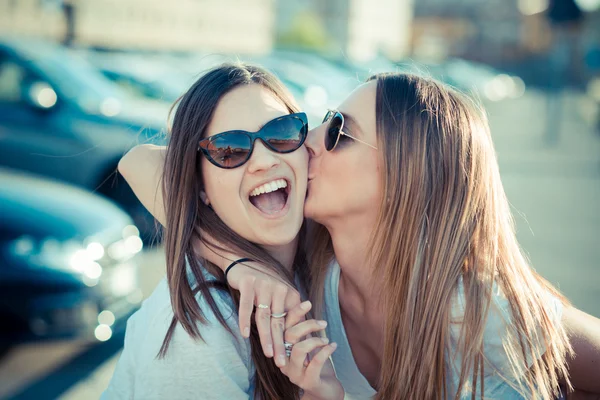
[568, 390, 600, 400]
[563, 306, 600, 394]
[118, 144, 167, 226]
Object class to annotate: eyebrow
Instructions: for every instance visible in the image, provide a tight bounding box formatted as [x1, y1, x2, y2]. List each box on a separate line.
[339, 111, 364, 137]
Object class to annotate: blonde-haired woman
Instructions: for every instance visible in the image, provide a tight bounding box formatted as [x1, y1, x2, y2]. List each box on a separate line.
[226, 73, 600, 399]
[121, 72, 600, 399]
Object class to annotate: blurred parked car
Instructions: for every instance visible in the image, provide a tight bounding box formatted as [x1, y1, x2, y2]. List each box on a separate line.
[440, 59, 526, 102]
[0, 168, 144, 351]
[0, 37, 168, 240]
[80, 51, 191, 103]
[332, 54, 526, 102]
[258, 50, 360, 125]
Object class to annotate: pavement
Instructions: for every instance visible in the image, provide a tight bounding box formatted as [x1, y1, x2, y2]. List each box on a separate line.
[1, 88, 598, 400]
[488, 90, 600, 317]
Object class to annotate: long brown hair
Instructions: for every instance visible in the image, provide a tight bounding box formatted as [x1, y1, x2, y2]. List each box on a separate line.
[309, 73, 571, 399]
[159, 63, 307, 400]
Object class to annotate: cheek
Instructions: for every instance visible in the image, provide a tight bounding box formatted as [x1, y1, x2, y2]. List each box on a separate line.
[284, 147, 309, 183]
[295, 147, 309, 178]
[202, 164, 242, 208]
[324, 152, 381, 206]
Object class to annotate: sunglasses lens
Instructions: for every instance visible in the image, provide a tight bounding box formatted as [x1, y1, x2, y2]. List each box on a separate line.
[325, 113, 343, 151]
[263, 116, 307, 153]
[203, 132, 252, 168]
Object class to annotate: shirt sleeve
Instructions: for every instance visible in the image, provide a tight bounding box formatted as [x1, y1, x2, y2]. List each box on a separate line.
[448, 280, 565, 399]
[102, 280, 253, 400]
[482, 286, 564, 372]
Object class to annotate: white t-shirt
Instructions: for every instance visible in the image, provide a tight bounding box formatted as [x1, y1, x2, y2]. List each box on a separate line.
[322, 261, 564, 400]
[102, 277, 255, 399]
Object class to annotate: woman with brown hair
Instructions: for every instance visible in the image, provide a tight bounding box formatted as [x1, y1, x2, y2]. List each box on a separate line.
[119, 71, 600, 399]
[102, 63, 340, 400]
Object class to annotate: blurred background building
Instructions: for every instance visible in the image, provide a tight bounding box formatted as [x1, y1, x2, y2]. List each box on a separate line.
[0, 0, 598, 399]
[0, 0, 275, 53]
[276, 0, 413, 61]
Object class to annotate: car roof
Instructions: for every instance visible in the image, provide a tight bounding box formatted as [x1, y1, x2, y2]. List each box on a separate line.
[0, 168, 133, 242]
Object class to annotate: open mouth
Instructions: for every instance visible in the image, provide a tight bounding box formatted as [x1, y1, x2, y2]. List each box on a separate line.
[249, 178, 291, 216]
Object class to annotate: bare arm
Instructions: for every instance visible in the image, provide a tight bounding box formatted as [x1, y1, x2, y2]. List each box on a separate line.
[118, 144, 167, 226]
[563, 306, 600, 396]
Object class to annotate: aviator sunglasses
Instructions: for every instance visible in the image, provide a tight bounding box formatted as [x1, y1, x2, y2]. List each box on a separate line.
[322, 109, 378, 151]
[198, 112, 308, 169]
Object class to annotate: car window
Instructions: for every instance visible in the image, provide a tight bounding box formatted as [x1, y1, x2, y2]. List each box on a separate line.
[0, 58, 27, 103]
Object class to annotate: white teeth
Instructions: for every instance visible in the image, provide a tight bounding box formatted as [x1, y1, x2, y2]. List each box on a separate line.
[250, 179, 288, 197]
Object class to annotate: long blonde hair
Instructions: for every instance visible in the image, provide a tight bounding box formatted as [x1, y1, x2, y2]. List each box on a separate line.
[309, 73, 571, 399]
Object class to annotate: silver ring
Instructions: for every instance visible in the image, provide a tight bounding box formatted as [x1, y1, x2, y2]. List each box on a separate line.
[257, 304, 270, 309]
[271, 312, 287, 319]
[284, 341, 293, 357]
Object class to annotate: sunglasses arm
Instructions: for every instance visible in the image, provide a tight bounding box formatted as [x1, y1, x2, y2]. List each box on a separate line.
[341, 132, 378, 150]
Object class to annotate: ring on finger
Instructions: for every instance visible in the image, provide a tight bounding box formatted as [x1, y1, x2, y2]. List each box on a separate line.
[284, 341, 293, 357]
[271, 312, 287, 319]
[257, 304, 270, 309]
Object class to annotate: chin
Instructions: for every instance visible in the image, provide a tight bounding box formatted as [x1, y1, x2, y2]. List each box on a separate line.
[258, 230, 298, 247]
[258, 217, 303, 246]
[303, 199, 318, 221]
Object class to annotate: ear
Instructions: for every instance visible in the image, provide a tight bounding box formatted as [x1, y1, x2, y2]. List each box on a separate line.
[200, 190, 210, 206]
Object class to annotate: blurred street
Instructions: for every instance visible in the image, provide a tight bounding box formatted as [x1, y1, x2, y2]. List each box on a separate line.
[0, 88, 597, 400]
[0, 250, 166, 400]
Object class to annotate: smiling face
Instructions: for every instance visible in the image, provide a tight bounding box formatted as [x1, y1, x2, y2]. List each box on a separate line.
[304, 81, 382, 227]
[200, 84, 308, 246]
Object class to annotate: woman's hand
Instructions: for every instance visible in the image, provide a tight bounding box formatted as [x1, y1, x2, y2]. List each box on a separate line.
[197, 240, 303, 364]
[229, 263, 303, 364]
[280, 302, 344, 400]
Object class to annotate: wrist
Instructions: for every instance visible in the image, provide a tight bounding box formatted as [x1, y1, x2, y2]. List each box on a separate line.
[225, 258, 254, 279]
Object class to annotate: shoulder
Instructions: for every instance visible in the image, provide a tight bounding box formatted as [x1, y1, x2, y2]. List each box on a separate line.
[450, 278, 563, 352]
[131, 276, 249, 362]
[104, 276, 253, 399]
[447, 278, 564, 395]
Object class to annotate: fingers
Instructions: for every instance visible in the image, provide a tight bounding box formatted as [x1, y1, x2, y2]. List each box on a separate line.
[284, 319, 328, 344]
[285, 300, 312, 330]
[271, 284, 288, 367]
[283, 337, 331, 383]
[303, 343, 338, 384]
[255, 280, 273, 357]
[237, 275, 255, 338]
[283, 289, 302, 314]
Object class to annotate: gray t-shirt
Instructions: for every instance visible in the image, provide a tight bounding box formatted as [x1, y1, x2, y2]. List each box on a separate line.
[322, 260, 564, 400]
[102, 277, 254, 399]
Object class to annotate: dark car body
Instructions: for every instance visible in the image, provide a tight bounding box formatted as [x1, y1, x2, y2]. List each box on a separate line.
[0, 168, 143, 345]
[0, 37, 167, 239]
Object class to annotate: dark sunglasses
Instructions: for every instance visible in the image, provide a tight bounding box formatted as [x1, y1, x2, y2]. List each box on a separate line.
[322, 109, 377, 151]
[198, 112, 308, 169]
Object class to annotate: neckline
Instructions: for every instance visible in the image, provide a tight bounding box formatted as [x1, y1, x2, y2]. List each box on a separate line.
[328, 261, 377, 395]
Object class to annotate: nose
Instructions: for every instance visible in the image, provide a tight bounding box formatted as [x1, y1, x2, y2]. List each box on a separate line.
[246, 140, 280, 174]
[305, 124, 325, 158]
